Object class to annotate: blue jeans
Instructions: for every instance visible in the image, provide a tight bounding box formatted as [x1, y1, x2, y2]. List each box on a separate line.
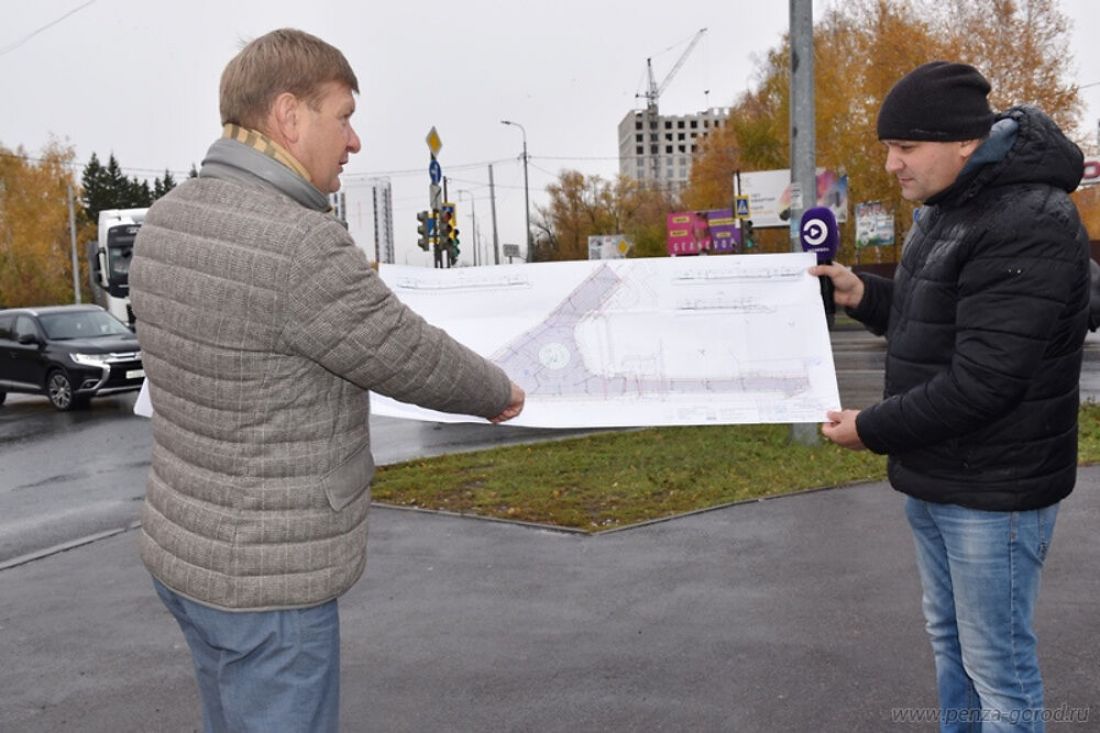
[154, 578, 340, 733]
[905, 498, 1059, 733]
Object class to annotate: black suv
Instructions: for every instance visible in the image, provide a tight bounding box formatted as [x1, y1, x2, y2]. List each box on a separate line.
[0, 304, 144, 411]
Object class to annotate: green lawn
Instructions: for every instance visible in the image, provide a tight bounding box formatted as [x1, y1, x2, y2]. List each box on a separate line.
[371, 404, 1100, 532]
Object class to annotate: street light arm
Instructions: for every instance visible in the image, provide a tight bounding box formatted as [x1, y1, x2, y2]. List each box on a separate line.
[500, 120, 532, 257]
[500, 119, 526, 136]
[501, 120, 527, 157]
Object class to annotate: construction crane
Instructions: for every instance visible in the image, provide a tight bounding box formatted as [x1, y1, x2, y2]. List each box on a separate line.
[638, 27, 708, 115]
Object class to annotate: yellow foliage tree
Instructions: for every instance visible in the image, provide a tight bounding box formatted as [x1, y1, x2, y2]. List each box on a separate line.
[534, 171, 674, 261]
[1072, 186, 1100, 241]
[938, 0, 1080, 130]
[0, 142, 90, 308]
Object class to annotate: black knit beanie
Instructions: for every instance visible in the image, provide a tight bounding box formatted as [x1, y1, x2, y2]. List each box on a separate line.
[876, 61, 994, 141]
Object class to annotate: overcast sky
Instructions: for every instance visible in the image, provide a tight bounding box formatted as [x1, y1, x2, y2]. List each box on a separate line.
[3, 0, 1098, 267]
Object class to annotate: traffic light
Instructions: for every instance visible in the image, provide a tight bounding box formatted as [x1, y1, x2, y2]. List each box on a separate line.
[439, 202, 455, 244]
[416, 210, 435, 251]
[742, 219, 755, 249]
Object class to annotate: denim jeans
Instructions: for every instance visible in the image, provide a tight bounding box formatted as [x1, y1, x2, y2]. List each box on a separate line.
[154, 578, 341, 733]
[905, 498, 1059, 733]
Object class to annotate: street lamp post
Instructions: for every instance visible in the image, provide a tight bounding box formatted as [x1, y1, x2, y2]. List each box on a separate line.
[500, 120, 531, 258]
[456, 189, 478, 266]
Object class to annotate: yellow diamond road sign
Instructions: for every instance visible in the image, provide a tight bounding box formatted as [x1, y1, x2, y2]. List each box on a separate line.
[425, 127, 442, 156]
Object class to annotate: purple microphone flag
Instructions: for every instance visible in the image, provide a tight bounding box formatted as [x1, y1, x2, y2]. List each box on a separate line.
[799, 207, 839, 263]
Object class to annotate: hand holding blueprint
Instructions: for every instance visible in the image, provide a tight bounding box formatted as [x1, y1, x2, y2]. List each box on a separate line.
[374, 252, 840, 428]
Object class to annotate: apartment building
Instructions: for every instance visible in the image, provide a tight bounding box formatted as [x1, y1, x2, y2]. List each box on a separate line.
[618, 106, 729, 191]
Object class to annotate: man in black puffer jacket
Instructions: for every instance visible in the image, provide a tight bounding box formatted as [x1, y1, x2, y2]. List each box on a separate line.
[814, 62, 1089, 731]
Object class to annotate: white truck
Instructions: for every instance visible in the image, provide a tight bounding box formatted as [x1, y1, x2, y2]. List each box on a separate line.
[87, 208, 147, 326]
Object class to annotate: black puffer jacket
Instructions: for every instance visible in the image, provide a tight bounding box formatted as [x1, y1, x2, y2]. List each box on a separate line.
[851, 106, 1089, 511]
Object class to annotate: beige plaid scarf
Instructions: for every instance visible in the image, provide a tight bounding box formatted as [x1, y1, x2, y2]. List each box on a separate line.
[222, 124, 313, 184]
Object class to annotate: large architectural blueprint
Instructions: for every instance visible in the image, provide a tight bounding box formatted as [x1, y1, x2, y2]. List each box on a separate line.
[373, 252, 840, 428]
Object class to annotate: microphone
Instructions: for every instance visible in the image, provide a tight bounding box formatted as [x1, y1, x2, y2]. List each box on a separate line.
[799, 206, 839, 264]
[800, 206, 839, 320]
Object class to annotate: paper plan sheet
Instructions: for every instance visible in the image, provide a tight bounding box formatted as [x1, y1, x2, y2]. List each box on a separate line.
[372, 252, 840, 428]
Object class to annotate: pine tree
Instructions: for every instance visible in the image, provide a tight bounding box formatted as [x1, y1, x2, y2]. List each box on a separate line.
[128, 177, 153, 207]
[83, 152, 164, 222]
[153, 169, 177, 199]
[80, 152, 112, 223]
[104, 154, 129, 203]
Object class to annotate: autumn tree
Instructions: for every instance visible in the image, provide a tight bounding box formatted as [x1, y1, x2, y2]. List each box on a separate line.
[681, 0, 1085, 262]
[0, 142, 91, 307]
[533, 171, 674, 261]
[617, 177, 679, 258]
[1072, 186, 1100, 240]
[937, 0, 1080, 129]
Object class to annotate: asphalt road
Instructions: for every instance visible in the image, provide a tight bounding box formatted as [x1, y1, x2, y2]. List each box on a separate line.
[3, 328, 1098, 568]
[0, 392, 605, 567]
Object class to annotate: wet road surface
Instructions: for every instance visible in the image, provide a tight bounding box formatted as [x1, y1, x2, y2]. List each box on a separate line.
[3, 328, 1098, 566]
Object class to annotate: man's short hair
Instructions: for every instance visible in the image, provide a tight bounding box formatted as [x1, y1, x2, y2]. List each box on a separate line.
[220, 28, 359, 130]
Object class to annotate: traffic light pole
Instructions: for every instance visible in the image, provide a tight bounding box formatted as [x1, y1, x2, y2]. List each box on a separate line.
[424, 128, 445, 269]
[420, 131, 462, 268]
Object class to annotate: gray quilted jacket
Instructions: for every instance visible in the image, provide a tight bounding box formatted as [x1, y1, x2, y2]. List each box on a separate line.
[130, 169, 510, 611]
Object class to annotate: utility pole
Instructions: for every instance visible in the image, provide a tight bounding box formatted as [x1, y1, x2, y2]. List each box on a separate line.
[470, 197, 478, 266]
[457, 190, 478, 266]
[501, 121, 531, 259]
[489, 164, 501, 265]
[790, 0, 819, 446]
[67, 182, 81, 304]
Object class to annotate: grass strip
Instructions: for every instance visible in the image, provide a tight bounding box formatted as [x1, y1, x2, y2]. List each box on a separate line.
[375, 404, 1100, 533]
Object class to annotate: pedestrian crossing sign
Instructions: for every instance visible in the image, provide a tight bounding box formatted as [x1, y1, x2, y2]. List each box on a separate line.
[735, 196, 751, 218]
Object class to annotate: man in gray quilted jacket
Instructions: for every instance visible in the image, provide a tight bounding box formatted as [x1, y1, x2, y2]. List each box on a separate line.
[129, 28, 524, 733]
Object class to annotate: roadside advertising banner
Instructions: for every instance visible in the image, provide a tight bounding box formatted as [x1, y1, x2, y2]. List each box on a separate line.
[739, 169, 848, 228]
[1081, 159, 1099, 187]
[854, 201, 895, 249]
[666, 209, 740, 256]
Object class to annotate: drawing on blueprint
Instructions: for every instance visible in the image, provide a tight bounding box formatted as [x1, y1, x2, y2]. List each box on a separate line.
[372, 253, 840, 427]
[491, 263, 813, 401]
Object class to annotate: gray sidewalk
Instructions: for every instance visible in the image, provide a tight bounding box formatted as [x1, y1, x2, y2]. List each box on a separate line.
[2, 473, 1098, 732]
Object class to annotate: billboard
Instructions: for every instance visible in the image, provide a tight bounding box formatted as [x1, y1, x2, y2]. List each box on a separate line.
[854, 201, 895, 248]
[1082, 159, 1099, 187]
[666, 209, 740, 256]
[739, 169, 848, 228]
[588, 234, 634, 260]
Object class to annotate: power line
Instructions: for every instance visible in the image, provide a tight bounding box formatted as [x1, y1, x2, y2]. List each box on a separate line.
[527, 161, 562, 179]
[533, 155, 622, 162]
[0, 0, 98, 58]
[3, 147, 600, 190]
[342, 154, 614, 183]
[342, 157, 515, 181]
[0, 150, 188, 178]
